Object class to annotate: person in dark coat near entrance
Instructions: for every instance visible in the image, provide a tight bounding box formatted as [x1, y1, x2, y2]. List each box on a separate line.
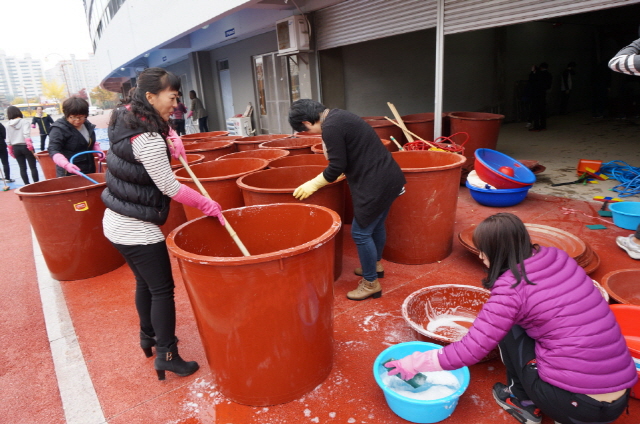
[528, 62, 552, 131]
[288, 99, 406, 301]
[48, 97, 100, 177]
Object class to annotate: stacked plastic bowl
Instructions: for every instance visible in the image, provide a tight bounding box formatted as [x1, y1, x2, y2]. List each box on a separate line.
[468, 149, 536, 207]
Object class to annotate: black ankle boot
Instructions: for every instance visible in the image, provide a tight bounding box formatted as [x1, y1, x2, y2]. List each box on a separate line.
[154, 340, 199, 380]
[140, 331, 156, 358]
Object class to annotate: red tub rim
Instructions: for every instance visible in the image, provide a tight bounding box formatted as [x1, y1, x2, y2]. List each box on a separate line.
[258, 137, 320, 150]
[15, 173, 106, 197]
[174, 158, 269, 182]
[391, 150, 467, 172]
[236, 165, 344, 194]
[448, 112, 505, 121]
[184, 140, 235, 152]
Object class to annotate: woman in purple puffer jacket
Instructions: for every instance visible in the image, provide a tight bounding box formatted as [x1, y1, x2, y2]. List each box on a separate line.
[387, 213, 637, 424]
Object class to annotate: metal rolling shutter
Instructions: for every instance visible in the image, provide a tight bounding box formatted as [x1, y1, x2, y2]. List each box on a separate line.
[444, 0, 640, 34]
[314, 0, 437, 50]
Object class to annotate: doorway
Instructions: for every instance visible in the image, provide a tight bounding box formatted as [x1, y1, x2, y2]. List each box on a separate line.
[218, 59, 234, 121]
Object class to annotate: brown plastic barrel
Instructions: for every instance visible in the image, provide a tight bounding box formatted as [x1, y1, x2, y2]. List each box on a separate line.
[294, 131, 322, 138]
[401, 113, 436, 141]
[268, 154, 329, 168]
[159, 200, 189, 238]
[258, 137, 319, 156]
[183, 140, 235, 161]
[311, 143, 324, 154]
[237, 166, 345, 281]
[170, 153, 205, 170]
[448, 112, 505, 161]
[35, 152, 57, 179]
[365, 119, 405, 145]
[174, 158, 269, 220]
[384, 151, 466, 264]
[181, 131, 229, 142]
[14, 174, 125, 280]
[216, 148, 289, 162]
[234, 135, 292, 151]
[166, 203, 339, 406]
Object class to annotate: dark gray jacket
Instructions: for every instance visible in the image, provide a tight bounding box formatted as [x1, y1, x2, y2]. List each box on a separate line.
[48, 118, 97, 176]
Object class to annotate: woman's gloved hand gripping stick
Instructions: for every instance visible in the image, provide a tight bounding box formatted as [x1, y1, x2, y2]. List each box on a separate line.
[166, 136, 251, 257]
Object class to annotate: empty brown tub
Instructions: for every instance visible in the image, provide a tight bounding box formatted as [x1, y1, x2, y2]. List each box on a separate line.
[183, 140, 235, 161]
[237, 165, 345, 281]
[234, 134, 291, 151]
[174, 158, 269, 220]
[384, 151, 466, 264]
[166, 203, 340, 406]
[216, 148, 290, 162]
[258, 137, 319, 156]
[268, 154, 329, 168]
[35, 151, 57, 180]
[14, 174, 125, 280]
[401, 113, 436, 141]
[170, 153, 205, 170]
[448, 112, 504, 161]
[181, 131, 229, 142]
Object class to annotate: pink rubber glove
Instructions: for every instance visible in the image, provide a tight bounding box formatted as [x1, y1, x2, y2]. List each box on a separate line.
[25, 138, 34, 152]
[167, 128, 187, 160]
[52, 153, 81, 176]
[31, 124, 36, 128]
[172, 185, 225, 225]
[93, 141, 101, 151]
[8, 145, 14, 158]
[187, 111, 193, 119]
[385, 349, 443, 380]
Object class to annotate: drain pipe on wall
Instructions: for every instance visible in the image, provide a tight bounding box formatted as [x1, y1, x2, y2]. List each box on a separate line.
[433, 0, 445, 140]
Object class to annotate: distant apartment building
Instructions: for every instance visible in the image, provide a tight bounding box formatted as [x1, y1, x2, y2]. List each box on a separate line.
[0, 50, 44, 100]
[43, 54, 101, 98]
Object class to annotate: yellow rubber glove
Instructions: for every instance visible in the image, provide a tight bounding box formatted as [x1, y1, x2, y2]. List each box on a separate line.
[293, 173, 330, 200]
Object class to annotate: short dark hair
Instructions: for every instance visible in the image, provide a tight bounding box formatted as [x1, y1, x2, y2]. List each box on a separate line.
[62, 97, 89, 118]
[36, 106, 43, 111]
[472, 213, 537, 289]
[6, 106, 22, 119]
[288, 99, 326, 132]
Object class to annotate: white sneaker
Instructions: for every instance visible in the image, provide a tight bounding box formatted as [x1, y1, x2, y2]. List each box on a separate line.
[616, 235, 640, 260]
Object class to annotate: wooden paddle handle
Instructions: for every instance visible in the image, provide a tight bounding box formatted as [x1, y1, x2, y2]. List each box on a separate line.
[169, 141, 251, 257]
[383, 117, 441, 150]
[387, 102, 414, 143]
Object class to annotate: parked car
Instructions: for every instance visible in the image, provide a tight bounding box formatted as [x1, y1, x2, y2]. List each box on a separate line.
[89, 106, 104, 116]
[44, 107, 59, 115]
[0, 112, 5, 120]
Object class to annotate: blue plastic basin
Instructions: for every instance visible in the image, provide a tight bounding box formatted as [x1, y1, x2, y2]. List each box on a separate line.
[373, 341, 470, 423]
[609, 202, 640, 230]
[475, 148, 536, 189]
[466, 181, 530, 207]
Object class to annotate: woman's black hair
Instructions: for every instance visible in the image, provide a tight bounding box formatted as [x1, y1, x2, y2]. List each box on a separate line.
[6, 106, 23, 119]
[115, 67, 180, 135]
[472, 213, 537, 289]
[288, 99, 326, 132]
[62, 97, 89, 118]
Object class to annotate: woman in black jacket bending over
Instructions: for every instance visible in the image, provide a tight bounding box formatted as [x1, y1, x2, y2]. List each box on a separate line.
[48, 97, 100, 177]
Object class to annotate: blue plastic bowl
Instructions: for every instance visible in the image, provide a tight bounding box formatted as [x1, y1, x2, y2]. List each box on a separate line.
[466, 181, 531, 207]
[373, 341, 470, 423]
[609, 202, 640, 230]
[475, 148, 536, 189]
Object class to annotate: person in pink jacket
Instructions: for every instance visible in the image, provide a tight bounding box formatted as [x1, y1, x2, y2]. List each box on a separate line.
[387, 213, 637, 424]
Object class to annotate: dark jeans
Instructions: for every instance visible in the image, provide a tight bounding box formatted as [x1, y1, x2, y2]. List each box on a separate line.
[13, 144, 39, 185]
[112, 241, 177, 348]
[499, 325, 630, 424]
[198, 116, 209, 133]
[530, 95, 547, 129]
[0, 145, 10, 180]
[351, 206, 392, 282]
[39, 134, 48, 151]
[173, 119, 186, 136]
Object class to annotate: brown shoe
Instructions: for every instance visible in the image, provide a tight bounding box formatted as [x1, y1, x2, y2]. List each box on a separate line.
[354, 261, 384, 278]
[347, 278, 382, 301]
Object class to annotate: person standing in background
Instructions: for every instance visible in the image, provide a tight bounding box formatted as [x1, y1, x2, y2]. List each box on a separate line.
[559, 62, 576, 115]
[528, 63, 552, 132]
[0, 122, 14, 182]
[5, 106, 39, 185]
[172, 92, 187, 136]
[31, 106, 54, 152]
[187, 90, 209, 133]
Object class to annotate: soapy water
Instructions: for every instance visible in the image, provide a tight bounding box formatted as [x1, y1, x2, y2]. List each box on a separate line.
[381, 369, 460, 401]
[424, 314, 475, 340]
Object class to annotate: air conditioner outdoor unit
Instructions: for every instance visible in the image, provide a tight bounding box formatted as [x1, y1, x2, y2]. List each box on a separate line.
[276, 15, 310, 55]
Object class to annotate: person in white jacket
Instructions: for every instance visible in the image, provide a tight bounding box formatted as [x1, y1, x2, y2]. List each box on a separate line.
[5, 106, 39, 185]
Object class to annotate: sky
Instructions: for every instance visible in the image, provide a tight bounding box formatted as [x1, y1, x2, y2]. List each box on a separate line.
[0, 0, 93, 68]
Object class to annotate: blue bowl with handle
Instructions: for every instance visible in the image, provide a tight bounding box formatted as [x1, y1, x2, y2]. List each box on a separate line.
[466, 181, 531, 207]
[373, 341, 470, 423]
[609, 202, 640, 230]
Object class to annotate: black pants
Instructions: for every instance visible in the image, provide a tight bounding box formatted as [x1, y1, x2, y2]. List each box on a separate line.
[112, 241, 176, 348]
[530, 96, 547, 130]
[0, 145, 10, 180]
[13, 144, 39, 185]
[198, 116, 209, 133]
[173, 119, 186, 136]
[39, 134, 48, 151]
[499, 325, 630, 424]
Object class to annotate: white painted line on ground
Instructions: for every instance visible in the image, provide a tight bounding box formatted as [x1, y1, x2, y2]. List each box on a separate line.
[32, 229, 107, 424]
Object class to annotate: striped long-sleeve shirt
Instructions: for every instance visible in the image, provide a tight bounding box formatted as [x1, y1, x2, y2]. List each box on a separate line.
[609, 38, 640, 76]
[103, 132, 180, 245]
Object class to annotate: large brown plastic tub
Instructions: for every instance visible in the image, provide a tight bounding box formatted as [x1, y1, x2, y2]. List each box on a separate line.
[15, 174, 125, 280]
[365, 119, 405, 145]
[170, 153, 205, 170]
[259, 137, 319, 156]
[181, 131, 229, 142]
[384, 151, 466, 264]
[166, 203, 340, 406]
[183, 140, 235, 161]
[174, 158, 269, 220]
[234, 134, 292, 151]
[35, 151, 57, 179]
[268, 154, 329, 168]
[401, 113, 436, 141]
[216, 148, 289, 163]
[237, 166, 345, 281]
[448, 112, 504, 161]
